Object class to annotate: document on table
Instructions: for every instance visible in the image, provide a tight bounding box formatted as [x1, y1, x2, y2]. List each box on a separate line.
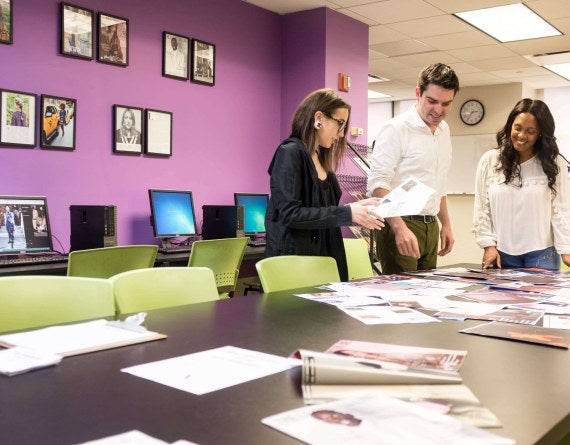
[0, 320, 166, 357]
[121, 345, 299, 395]
[370, 177, 435, 218]
[77, 430, 199, 444]
[0, 346, 62, 376]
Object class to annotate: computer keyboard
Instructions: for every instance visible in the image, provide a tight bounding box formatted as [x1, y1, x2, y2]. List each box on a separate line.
[158, 245, 193, 254]
[248, 239, 266, 247]
[0, 254, 68, 267]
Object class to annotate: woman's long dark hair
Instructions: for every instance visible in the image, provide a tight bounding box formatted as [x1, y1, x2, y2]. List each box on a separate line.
[290, 88, 350, 173]
[496, 98, 559, 194]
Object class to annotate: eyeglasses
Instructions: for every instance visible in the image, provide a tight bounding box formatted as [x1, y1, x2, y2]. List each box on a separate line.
[323, 112, 347, 133]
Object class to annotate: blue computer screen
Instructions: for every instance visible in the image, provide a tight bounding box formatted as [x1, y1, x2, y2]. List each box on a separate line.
[234, 193, 268, 235]
[149, 189, 197, 238]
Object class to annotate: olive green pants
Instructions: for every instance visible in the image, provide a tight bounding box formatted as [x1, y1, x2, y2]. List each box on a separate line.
[375, 217, 439, 274]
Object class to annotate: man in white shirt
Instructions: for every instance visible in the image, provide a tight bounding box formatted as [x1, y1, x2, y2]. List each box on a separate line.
[367, 63, 459, 274]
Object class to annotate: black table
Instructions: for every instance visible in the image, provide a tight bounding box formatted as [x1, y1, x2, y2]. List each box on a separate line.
[1, 290, 569, 445]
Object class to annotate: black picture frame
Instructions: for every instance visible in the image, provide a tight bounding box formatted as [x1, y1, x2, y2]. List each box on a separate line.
[0, 89, 37, 148]
[113, 105, 143, 154]
[97, 12, 128, 66]
[0, 0, 13, 45]
[162, 31, 189, 81]
[145, 109, 172, 157]
[191, 38, 215, 86]
[40, 95, 76, 150]
[60, 2, 94, 60]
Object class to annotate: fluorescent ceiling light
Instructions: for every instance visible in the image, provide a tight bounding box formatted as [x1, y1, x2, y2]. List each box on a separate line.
[368, 90, 391, 99]
[368, 74, 389, 83]
[454, 3, 561, 43]
[544, 63, 570, 81]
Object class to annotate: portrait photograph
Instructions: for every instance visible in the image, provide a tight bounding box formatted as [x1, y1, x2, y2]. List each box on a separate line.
[163, 31, 189, 80]
[0, 89, 36, 147]
[40, 95, 76, 150]
[60, 3, 94, 59]
[0, 0, 12, 44]
[113, 105, 143, 154]
[191, 39, 215, 86]
[98, 12, 128, 66]
[145, 109, 172, 156]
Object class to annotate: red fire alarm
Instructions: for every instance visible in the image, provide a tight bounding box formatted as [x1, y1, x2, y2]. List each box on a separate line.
[338, 73, 350, 92]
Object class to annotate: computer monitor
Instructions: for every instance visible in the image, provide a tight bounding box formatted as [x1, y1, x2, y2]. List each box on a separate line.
[0, 195, 55, 254]
[148, 189, 198, 238]
[234, 193, 269, 236]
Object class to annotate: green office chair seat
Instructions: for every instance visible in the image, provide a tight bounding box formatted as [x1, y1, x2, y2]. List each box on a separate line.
[255, 255, 340, 293]
[187, 237, 248, 298]
[343, 237, 374, 280]
[0, 276, 115, 334]
[110, 267, 220, 314]
[67, 245, 158, 279]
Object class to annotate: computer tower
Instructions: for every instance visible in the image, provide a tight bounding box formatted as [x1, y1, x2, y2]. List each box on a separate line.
[70, 205, 117, 251]
[201, 205, 244, 240]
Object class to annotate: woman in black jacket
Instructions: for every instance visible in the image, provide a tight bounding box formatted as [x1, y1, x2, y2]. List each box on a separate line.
[265, 88, 384, 281]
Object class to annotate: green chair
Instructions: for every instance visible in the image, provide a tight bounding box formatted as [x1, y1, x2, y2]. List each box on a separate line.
[110, 267, 220, 314]
[187, 237, 248, 298]
[67, 245, 158, 279]
[0, 276, 114, 334]
[255, 255, 340, 293]
[343, 237, 374, 280]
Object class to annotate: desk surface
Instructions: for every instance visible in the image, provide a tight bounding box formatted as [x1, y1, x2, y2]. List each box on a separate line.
[1, 290, 569, 445]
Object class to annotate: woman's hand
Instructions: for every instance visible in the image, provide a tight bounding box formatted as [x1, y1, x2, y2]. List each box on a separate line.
[349, 202, 385, 230]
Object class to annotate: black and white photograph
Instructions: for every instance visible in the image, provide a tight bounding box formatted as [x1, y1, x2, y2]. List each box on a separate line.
[60, 3, 93, 59]
[113, 105, 143, 154]
[40, 95, 76, 150]
[163, 32, 189, 80]
[98, 12, 128, 66]
[145, 109, 172, 156]
[191, 38, 215, 86]
[0, 0, 12, 44]
[0, 89, 36, 147]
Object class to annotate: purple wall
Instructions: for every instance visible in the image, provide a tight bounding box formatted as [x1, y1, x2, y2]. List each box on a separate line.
[1, 1, 369, 252]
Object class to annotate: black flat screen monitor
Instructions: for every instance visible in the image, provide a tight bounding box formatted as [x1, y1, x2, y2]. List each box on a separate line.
[234, 193, 268, 236]
[149, 189, 198, 238]
[0, 195, 54, 254]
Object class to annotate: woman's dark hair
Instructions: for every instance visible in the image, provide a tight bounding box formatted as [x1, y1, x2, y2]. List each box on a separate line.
[290, 88, 351, 173]
[496, 98, 559, 194]
[417, 63, 460, 96]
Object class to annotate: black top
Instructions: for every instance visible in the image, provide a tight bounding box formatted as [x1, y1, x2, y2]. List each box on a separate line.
[264, 137, 352, 280]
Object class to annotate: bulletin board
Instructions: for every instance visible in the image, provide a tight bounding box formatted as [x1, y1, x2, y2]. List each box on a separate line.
[447, 134, 496, 194]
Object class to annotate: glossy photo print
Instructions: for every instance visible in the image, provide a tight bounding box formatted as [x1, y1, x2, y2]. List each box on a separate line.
[98, 12, 128, 66]
[191, 39, 215, 86]
[60, 3, 94, 59]
[0, 0, 12, 44]
[163, 31, 189, 80]
[0, 89, 36, 147]
[40, 95, 76, 150]
[113, 105, 143, 154]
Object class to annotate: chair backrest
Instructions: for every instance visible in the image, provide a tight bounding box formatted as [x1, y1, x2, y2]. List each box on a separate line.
[67, 245, 158, 279]
[0, 276, 115, 333]
[343, 238, 374, 280]
[255, 255, 340, 293]
[187, 237, 248, 297]
[110, 267, 219, 314]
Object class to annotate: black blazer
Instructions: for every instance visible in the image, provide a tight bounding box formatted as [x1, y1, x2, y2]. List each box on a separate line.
[265, 137, 352, 281]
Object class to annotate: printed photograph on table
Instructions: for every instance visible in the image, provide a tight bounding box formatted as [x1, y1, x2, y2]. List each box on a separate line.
[60, 3, 93, 59]
[113, 105, 143, 154]
[0, 0, 12, 44]
[145, 109, 172, 156]
[40, 95, 76, 150]
[97, 12, 128, 66]
[191, 39, 215, 86]
[163, 32, 189, 80]
[0, 89, 36, 147]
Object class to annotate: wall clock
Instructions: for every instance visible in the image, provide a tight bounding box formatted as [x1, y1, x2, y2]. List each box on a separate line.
[460, 99, 484, 125]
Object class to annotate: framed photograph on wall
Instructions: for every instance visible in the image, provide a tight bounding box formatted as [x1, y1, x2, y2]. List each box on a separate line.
[40, 95, 76, 150]
[113, 105, 143, 154]
[97, 12, 128, 66]
[0, 0, 13, 45]
[0, 89, 37, 147]
[145, 109, 172, 156]
[191, 38, 215, 86]
[60, 3, 94, 59]
[163, 31, 189, 80]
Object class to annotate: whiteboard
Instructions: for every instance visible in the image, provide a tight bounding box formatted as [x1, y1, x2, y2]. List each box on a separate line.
[447, 134, 495, 194]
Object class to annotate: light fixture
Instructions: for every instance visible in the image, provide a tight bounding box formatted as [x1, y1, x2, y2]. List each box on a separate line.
[368, 74, 389, 83]
[368, 90, 391, 99]
[454, 3, 561, 43]
[525, 52, 570, 80]
[544, 63, 570, 81]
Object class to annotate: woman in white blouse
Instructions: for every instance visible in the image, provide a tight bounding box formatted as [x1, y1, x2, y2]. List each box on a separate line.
[473, 98, 570, 270]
